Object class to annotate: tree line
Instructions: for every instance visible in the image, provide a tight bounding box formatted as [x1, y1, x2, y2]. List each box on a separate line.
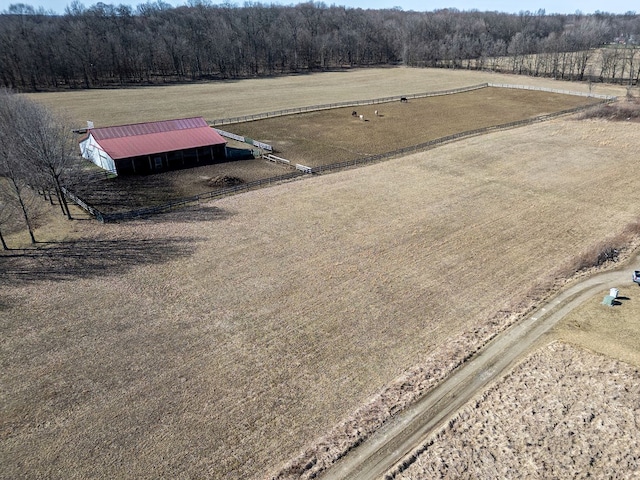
[1, 1, 639, 91]
[0, 89, 78, 248]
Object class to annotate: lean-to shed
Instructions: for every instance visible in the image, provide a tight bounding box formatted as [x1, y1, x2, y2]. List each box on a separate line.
[79, 117, 227, 175]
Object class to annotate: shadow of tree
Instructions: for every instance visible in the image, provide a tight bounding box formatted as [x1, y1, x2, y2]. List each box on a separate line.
[159, 204, 236, 223]
[67, 168, 178, 213]
[0, 236, 198, 287]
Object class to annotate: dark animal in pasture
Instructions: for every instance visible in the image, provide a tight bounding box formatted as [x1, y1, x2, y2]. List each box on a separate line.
[352, 110, 358, 116]
[400, 97, 408, 103]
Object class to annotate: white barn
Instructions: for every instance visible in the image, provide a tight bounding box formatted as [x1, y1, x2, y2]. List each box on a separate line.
[78, 117, 227, 176]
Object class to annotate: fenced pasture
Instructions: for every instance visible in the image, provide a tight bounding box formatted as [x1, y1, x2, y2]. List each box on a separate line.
[66, 157, 295, 216]
[3, 70, 640, 479]
[208, 83, 488, 126]
[64, 85, 601, 218]
[229, 86, 602, 168]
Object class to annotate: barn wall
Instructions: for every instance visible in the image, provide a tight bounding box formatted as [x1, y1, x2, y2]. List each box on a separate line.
[79, 135, 117, 175]
[114, 144, 228, 175]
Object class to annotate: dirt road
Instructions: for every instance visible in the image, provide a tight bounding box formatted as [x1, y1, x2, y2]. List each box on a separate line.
[321, 265, 637, 480]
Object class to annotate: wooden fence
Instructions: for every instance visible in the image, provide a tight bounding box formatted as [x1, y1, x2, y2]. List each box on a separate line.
[64, 86, 615, 223]
[61, 187, 106, 223]
[309, 98, 614, 175]
[487, 83, 617, 100]
[209, 83, 489, 126]
[208, 82, 615, 127]
[264, 153, 290, 165]
[214, 128, 273, 151]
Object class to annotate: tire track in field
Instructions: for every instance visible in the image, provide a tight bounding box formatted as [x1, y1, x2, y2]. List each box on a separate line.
[320, 263, 637, 480]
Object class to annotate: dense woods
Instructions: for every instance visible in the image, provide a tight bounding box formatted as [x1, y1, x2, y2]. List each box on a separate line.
[1, 1, 639, 91]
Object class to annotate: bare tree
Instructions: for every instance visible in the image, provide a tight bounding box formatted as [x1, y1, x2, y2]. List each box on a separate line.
[9, 95, 78, 220]
[0, 88, 79, 244]
[0, 147, 37, 244]
[0, 192, 11, 250]
[0, 89, 38, 244]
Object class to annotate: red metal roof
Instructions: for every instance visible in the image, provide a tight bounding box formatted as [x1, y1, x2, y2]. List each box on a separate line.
[89, 117, 226, 160]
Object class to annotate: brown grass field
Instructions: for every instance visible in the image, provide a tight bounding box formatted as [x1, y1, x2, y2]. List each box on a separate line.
[552, 283, 640, 368]
[2, 68, 640, 479]
[25, 67, 624, 127]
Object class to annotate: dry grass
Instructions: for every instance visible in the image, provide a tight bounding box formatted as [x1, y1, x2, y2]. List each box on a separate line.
[387, 258, 640, 479]
[579, 97, 640, 121]
[2, 69, 640, 479]
[272, 121, 640, 479]
[557, 220, 640, 275]
[68, 158, 294, 213]
[552, 284, 640, 367]
[0, 179, 89, 245]
[25, 67, 626, 127]
[390, 342, 640, 479]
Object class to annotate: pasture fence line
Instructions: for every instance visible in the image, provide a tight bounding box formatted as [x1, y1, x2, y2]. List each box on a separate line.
[309, 99, 611, 175]
[214, 128, 244, 142]
[264, 153, 290, 165]
[61, 186, 105, 223]
[208, 83, 489, 126]
[488, 82, 617, 100]
[209, 82, 616, 127]
[296, 163, 313, 173]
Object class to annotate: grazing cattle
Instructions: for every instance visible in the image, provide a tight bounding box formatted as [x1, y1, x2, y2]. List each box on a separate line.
[400, 97, 408, 103]
[374, 110, 379, 116]
[352, 110, 358, 116]
[359, 114, 364, 120]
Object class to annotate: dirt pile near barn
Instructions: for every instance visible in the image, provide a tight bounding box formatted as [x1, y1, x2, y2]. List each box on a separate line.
[208, 175, 245, 187]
